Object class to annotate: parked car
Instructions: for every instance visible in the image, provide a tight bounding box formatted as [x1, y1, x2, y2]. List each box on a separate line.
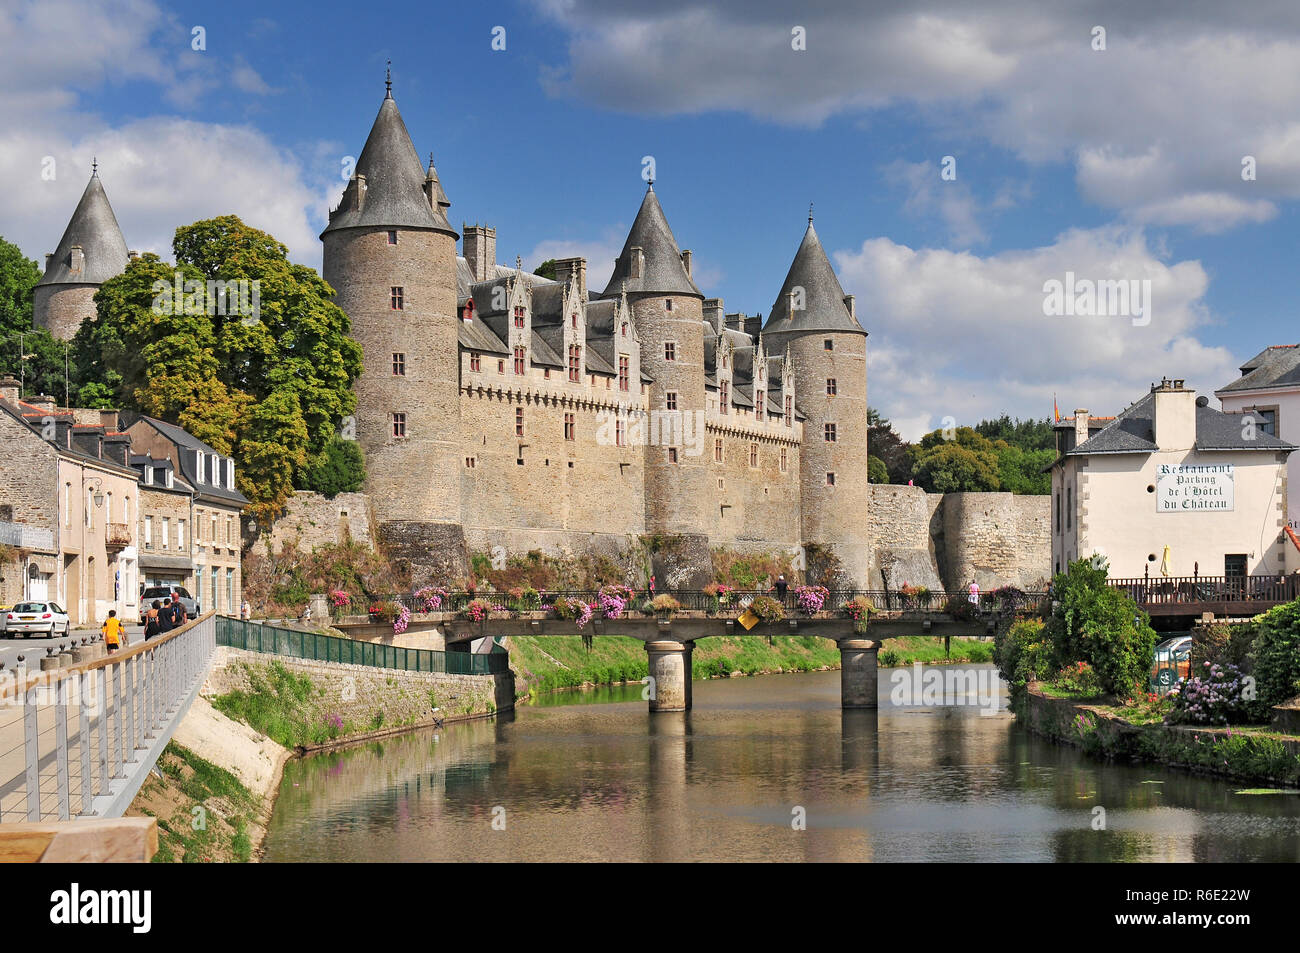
[138, 586, 199, 624]
[1151, 634, 1193, 688]
[4, 602, 71, 638]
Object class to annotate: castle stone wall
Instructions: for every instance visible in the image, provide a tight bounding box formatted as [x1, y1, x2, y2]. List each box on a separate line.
[257, 491, 374, 553]
[33, 284, 97, 341]
[708, 426, 802, 553]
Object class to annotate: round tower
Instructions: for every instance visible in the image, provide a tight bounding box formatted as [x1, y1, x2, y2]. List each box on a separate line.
[762, 214, 871, 588]
[601, 185, 711, 586]
[34, 165, 129, 341]
[321, 79, 464, 582]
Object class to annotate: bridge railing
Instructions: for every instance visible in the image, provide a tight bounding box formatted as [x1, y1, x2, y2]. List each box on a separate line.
[1109, 575, 1300, 607]
[401, 588, 1049, 617]
[0, 612, 215, 823]
[215, 617, 509, 675]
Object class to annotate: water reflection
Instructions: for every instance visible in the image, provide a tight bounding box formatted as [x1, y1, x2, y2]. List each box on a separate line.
[263, 666, 1300, 862]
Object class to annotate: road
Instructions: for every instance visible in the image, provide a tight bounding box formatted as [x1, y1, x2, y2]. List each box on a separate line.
[0, 625, 146, 672]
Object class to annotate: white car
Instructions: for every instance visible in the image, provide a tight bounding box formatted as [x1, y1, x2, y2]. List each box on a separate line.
[4, 602, 71, 638]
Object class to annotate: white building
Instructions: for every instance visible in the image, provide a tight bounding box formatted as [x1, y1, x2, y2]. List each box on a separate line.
[1050, 378, 1296, 581]
[1216, 343, 1300, 568]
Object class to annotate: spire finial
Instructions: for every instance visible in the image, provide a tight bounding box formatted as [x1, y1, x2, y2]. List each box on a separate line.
[91, 157, 98, 177]
[808, 202, 814, 224]
[516, 255, 522, 270]
[385, 60, 392, 98]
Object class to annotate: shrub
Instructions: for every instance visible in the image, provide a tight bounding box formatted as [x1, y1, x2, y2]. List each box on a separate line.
[1045, 558, 1156, 696]
[1250, 598, 1300, 711]
[301, 436, 366, 497]
[993, 618, 1051, 711]
[878, 649, 900, 667]
[944, 595, 977, 621]
[1167, 661, 1255, 725]
[1049, 660, 1105, 698]
[650, 594, 682, 615]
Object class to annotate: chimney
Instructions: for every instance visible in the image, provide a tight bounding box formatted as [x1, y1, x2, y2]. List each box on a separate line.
[463, 225, 496, 283]
[703, 298, 725, 334]
[54, 417, 74, 449]
[28, 394, 56, 415]
[1151, 377, 1196, 450]
[70, 245, 84, 275]
[354, 174, 366, 212]
[128, 250, 139, 260]
[0, 376, 19, 405]
[553, 257, 588, 300]
[680, 249, 692, 278]
[844, 294, 855, 319]
[629, 247, 644, 280]
[1073, 409, 1090, 450]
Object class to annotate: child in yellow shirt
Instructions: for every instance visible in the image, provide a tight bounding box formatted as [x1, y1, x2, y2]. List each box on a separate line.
[102, 610, 125, 653]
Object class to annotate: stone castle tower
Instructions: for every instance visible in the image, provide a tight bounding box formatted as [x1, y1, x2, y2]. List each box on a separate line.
[321, 80, 466, 579]
[761, 215, 871, 587]
[34, 167, 129, 341]
[599, 185, 712, 586]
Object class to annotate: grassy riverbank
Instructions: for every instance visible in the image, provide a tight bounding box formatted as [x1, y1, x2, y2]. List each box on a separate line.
[506, 634, 993, 695]
[129, 742, 263, 863]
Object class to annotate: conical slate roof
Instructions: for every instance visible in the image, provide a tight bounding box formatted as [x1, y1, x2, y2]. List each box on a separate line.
[600, 186, 701, 297]
[762, 221, 865, 336]
[37, 171, 129, 287]
[322, 93, 456, 237]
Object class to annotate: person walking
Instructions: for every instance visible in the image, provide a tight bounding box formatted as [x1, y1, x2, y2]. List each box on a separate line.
[159, 592, 187, 633]
[773, 574, 789, 605]
[968, 578, 980, 608]
[143, 600, 163, 639]
[102, 610, 125, 654]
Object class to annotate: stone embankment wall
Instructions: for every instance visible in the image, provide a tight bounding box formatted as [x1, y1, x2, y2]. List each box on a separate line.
[246, 491, 374, 553]
[202, 646, 514, 731]
[866, 485, 1050, 592]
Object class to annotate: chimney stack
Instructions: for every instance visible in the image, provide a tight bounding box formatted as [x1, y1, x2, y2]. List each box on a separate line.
[703, 298, 725, 334]
[680, 249, 692, 278]
[0, 376, 19, 404]
[553, 257, 588, 300]
[629, 247, 644, 280]
[463, 225, 497, 283]
[1152, 377, 1196, 450]
[1073, 409, 1090, 450]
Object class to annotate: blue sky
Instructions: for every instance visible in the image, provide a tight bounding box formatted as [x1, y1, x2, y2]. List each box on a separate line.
[2, 0, 1297, 437]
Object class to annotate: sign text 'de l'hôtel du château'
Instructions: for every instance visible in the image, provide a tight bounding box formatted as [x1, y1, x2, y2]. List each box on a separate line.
[1156, 463, 1234, 512]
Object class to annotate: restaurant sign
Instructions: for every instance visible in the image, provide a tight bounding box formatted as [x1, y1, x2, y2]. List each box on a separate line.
[1156, 463, 1234, 512]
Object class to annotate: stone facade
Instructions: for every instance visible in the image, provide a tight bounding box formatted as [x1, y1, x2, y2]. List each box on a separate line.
[255, 491, 374, 553]
[32, 284, 98, 342]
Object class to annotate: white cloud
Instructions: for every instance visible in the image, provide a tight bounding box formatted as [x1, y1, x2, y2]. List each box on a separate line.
[523, 228, 628, 291]
[837, 226, 1238, 439]
[533, 1, 1300, 233]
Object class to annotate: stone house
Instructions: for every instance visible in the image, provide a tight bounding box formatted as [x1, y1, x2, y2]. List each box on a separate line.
[0, 378, 140, 625]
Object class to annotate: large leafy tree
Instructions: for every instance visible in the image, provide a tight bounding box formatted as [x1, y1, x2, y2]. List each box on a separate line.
[867, 407, 911, 484]
[908, 426, 1002, 492]
[71, 217, 363, 522]
[0, 236, 71, 400]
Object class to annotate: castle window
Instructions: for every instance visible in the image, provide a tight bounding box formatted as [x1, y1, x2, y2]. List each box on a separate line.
[470, 352, 481, 372]
[1066, 486, 1072, 529]
[616, 419, 625, 446]
[668, 447, 678, 463]
[392, 352, 405, 376]
[392, 413, 406, 438]
[544, 368, 551, 379]
[514, 346, 526, 375]
[780, 447, 787, 472]
[621, 322, 627, 337]
[605, 376, 610, 390]
[568, 345, 581, 382]
[784, 395, 792, 425]
[824, 423, 837, 442]
[756, 390, 765, 421]
[826, 472, 836, 486]
[498, 359, 505, 374]
[390, 286, 404, 310]
[720, 380, 729, 413]
[749, 443, 758, 468]
[514, 306, 525, 329]
[618, 356, 630, 392]
[564, 413, 575, 441]
[718, 478, 724, 489]
[665, 299, 673, 312]
[666, 391, 677, 411]
[826, 378, 836, 396]
[824, 339, 833, 351]
[387, 230, 398, 245]
[465, 457, 476, 468]
[664, 342, 676, 362]
[571, 313, 578, 329]
[721, 353, 727, 369]
[714, 438, 723, 462]
[516, 407, 524, 437]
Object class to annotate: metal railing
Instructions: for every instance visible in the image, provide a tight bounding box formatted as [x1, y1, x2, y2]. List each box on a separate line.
[215, 617, 509, 676]
[0, 613, 215, 823]
[383, 588, 1049, 617]
[1110, 574, 1300, 607]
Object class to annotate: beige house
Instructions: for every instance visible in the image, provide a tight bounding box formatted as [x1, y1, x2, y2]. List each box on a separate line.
[1051, 378, 1295, 582]
[1217, 344, 1300, 571]
[124, 416, 247, 616]
[0, 379, 140, 625]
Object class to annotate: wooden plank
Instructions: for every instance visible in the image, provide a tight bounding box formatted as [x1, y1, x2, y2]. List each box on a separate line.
[0, 817, 157, 863]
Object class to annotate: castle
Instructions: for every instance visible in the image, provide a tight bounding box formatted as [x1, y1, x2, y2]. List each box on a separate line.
[30, 79, 1053, 593]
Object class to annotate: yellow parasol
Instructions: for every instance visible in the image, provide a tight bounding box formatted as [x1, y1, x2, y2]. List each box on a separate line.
[1160, 545, 1172, 577]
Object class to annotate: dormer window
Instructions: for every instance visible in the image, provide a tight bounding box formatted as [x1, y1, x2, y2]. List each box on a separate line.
[464, 299, 475, 322]
[514, 306, 525, 329]
[165, 467, 174, 489]
[143, 466, 153, 486]
[571, 313, 577, 329]
[387, 230, 398, 245]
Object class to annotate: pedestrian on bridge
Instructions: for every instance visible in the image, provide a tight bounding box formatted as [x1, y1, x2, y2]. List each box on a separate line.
[968, 579, 980, 607]
[102, 611, 125, 654]
[143, 600, 163, 639]
[773, 574, 789, 605]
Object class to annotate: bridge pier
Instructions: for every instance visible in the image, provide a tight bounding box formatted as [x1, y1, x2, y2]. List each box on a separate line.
[838, 638, 881, 709]
[645, 640, 693, 712]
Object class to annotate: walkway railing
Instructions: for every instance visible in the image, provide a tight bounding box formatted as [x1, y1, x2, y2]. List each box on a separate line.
[1110, 575, 1300, 609]
[0, 613, 215, 823]
[393, 588, 1049, 617]
[215, 617, 509, 676]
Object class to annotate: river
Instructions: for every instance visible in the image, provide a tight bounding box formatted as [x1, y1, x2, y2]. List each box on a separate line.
[262, 665, 1300, 862]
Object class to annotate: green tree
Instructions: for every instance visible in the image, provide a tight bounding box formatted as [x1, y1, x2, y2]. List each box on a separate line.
[975, 414, 1055, 452]
[0, 237, 71, 400]
[533, 259, 557, 281]
[1250, 599, 1300, 711]
[867, 407, 912, 484]
[909, 427, 1001, 492]
[868, 454, 889, 484]
[302, 437, 366, 497]
[71, 218, 363, 522]
[992, 442, 1055, 494]
[1045, 558, 1157, 696]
